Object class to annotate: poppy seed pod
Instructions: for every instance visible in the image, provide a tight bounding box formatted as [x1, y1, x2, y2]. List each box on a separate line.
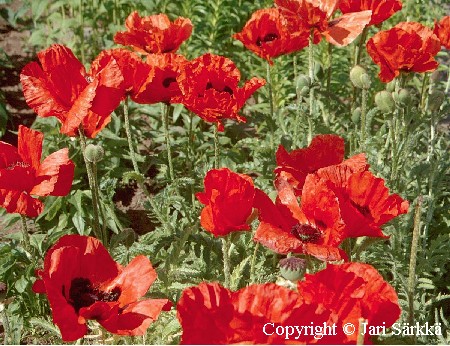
[350, 65, 371, 89]
[375, 90, 395, 113]
[296, 74, 311, 96]
[279, 257, 306, 281]
[84, 144, 104, 163]
[428, 90, 445, 111]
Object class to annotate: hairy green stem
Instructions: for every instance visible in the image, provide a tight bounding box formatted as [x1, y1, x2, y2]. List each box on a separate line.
[408, 196, 422, 326]
[123, 97, 140, 173]
[20, 215, 31, 252]
[249, 242, 260, 283]
[214, 125, 220, 169]
[355, 27, 368, 65]
[222, 236, 231, 287]
[1, 306, 9, 345]
[307, 29, 315, 143]
[78, 129, 101, 239]
[357, 318, 366, 345]
[92, 162, 108, 245]
[163, 103, 175, 181]
[360, 88, 368, 148]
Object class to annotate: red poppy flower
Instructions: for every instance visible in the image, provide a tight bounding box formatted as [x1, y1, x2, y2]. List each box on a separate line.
[339, 0, 402, 26]
[0, 126, 74, 217]
[298, 262, 401, 344]
[172, 53, 266, 131]
[196, 168, 255, 237]
[275, 0, 372, 46]
[90, 48, 151, 101]
[132, 53, 187, 104]
[233, 8, 310, 64]
[114, 12, 193, 54]
[367, 22, 441, 82]
[32, 235, 171, 341]
[20, 44, 125, 138]
[274, 134, 368, 195]
[177, 282, 330, 344]
[434, 16, 450, 49]
[253, 178, 348, 262]
[316, 166, 409, 238]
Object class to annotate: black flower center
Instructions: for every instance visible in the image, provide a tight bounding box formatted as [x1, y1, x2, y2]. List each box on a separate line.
[290, 224, 322, 243]
[205, 82, 233, 95]
[350, 201, 372, 218]
[162, 77, 177, 88]
[256, 33, 279, 47]
[66, 277, 121, 313]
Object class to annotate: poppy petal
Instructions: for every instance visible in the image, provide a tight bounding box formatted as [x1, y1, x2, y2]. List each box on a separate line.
[322, 10, 372, 47]
[17, 125, 43, 171]
[0, 189, 43, 217]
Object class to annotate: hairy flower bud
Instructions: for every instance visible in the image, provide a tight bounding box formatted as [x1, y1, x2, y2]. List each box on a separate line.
[350, 65, 371, 89]
[296, 74, 311, 96]
[279, 257, 306, 281]
[84, 144, 104, 163]
[392, 88, 411, 106]
[375, 90, 395, 113]
[428, 90, 445, 111]
[352, 107, 361, 124]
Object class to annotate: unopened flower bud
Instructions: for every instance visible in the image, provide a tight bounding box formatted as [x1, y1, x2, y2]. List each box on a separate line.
[279, 257, 306, 281]
[375, 90, 395, 113]
[392, 88, 411, 106]
[84, 144, 104, 163]
[296, 75, 311, 96]
[350, 65, 371, 89]
[428, 90, 445, 111]
[352, 107, 361, 124]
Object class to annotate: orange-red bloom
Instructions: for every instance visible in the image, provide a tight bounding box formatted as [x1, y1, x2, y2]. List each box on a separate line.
[0, 126, 74, 217]
[177, 282, 329, 344]
[233, 8, 310, 64]
[298, 263, 401, 344]
[275, 0, 372, 46]
[316, 166, 409, 238]
[275, 134, 368, 195]
[196, 168, 255, 237]
[339, 0, 402, 26]
[253, 179, 348, 261]
[114, 12, 192, 54]
[133, 53, 187, 104]
[32, 235, 171, 341]
[173, 53, 266, 131]
[434, 16, 450, 49]
[20, 45, 125, 138]
[367, 22, 441, 82]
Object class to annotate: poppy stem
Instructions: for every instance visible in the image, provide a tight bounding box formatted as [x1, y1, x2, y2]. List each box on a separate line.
[1, 305, 10, 345]
[266, 62, 274, 122]
[307, 29, 315, 144]
[408, 196, 422, 328]
[360, 88, 368, 148]
[355, 27, 368, 66]
[249, 242, 259, 283]
[92, 162, 108, 245]
[163, 103, 175, 181]
[357, 318, 366, 345]
[446, 63, 450, 94]
[78, 129, 102, 240]
[123, 97, 140, 173]
[213, 125, 220, 169]
[20, 215, 31, 252]
[222, 236, 231, 287]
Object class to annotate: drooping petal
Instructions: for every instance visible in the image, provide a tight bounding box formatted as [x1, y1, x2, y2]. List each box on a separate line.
[339, 0, 402, 26]
[322, 10, 372, 47]
[17, 125, 43, 171]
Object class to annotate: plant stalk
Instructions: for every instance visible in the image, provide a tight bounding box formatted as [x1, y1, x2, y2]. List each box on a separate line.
[408, 196, 422, 325]
[249, 242, 260, 283]
[163, 103, 175, 181]
[307, 28, 315, 143]
[360, 88, 368, 148]
[222, 236, 231, 287]
[213, 125, 220, 169]
[20, 215, 31, 252]
[123, 97, 140, 173]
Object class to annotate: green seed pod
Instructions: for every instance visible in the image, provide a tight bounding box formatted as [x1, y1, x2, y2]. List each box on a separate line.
[375, 90, 395, 113]
[392, 88, 411, 106]
[350, 65, 371, 89]
[121, 228, 137, 249]
[428, 90, 445, 111]
[296, 75, 311, 97]
[352, 107, 361, 124]
[279, 257, 306, 282]
[85, 144, 104, 163]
